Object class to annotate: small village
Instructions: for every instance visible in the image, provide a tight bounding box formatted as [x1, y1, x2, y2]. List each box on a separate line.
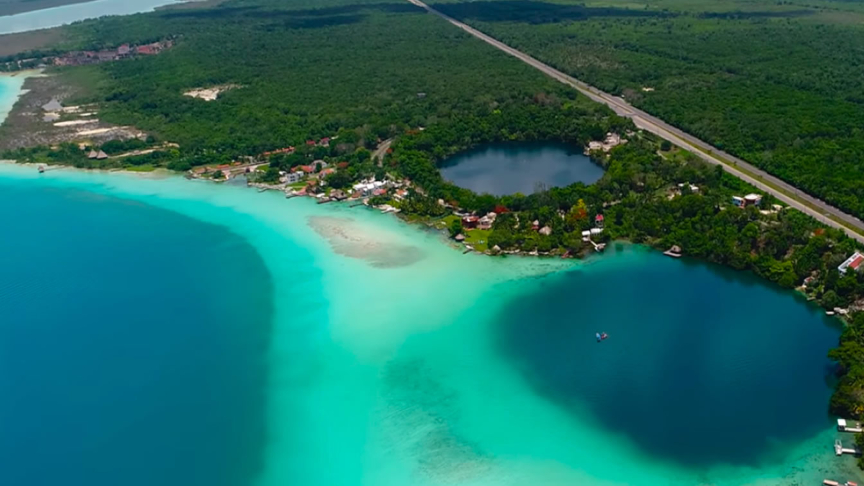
[1, 40, 174, 72]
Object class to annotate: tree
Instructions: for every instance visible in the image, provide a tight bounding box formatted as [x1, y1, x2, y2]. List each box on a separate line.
[449, 218, 463, 238]
[261, 166, 281, 183]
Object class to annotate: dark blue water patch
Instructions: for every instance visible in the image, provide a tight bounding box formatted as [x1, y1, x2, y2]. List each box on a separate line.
[0, 182, 273, 486]
[438, 142, 604, 196]
[496, 246, 839, 467]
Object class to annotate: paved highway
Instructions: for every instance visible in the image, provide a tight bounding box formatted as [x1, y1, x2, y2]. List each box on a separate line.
[408, 0, 864, 243]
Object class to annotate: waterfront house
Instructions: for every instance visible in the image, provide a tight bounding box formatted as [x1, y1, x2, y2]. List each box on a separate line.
[478, 212, 496, 230]
[96, 150, 108, 160]
[462, 216, 479, 229]
[284, 171, 303, 184]
[88, 150, 98, 159]
[330, 189, 346, 201]
[839, 252, 864, 274]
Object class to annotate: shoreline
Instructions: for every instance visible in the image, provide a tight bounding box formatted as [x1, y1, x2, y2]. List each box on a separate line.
[0, 161, 858, 486]
[0, 70, 40, 130]
[0, 0, 95, 18]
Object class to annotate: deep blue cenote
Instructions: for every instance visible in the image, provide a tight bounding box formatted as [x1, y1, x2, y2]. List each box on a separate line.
[497, 245, 840, 467]
[439, 141, 604, 196]
[0, 182, 273, 486]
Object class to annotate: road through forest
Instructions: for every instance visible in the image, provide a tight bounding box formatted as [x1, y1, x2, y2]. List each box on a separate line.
[408, 0, 864, 243]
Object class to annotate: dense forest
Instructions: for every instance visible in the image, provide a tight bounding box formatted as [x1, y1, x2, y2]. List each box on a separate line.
[0, 0, 598, 169]
[430, 0, 864, 219]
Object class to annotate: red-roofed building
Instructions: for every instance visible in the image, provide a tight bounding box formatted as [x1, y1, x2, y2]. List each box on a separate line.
[839, 252, 864, 274]
[462, 216, 479, 229]
[306, 140, 316, 146]
[135, 45, 157, 55]
[300, 165, 315, 173]
[337, 161, 349, 169]
[372, 188, 387, 196]
[595, 214, 605, 228]
[319, 137, 330, 147]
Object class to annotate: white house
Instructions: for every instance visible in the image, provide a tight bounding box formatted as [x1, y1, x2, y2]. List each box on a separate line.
[839, 251, 864, 274]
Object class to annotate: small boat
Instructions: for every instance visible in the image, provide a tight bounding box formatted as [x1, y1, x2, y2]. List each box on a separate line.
[596, 332, 609, 342]
[38, 165, 45, 173]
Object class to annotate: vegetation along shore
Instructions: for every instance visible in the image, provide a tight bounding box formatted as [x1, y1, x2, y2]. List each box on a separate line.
[4, 0, 864, 467]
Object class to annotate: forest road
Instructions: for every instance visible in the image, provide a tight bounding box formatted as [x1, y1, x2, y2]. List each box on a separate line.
[407, 0, 864, 244]
[373, 138, 393, 167]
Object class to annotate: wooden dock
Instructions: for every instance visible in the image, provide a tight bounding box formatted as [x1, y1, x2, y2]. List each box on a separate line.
[835, 439, 861, 456]
[663, 245, 682, 258]
[838, 419, 864, 433]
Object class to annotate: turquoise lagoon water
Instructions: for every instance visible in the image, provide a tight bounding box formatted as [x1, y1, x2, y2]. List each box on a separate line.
[0, 0, 184, 34]
[0, 181, 272, 486]
[0, 163, 860, 486]
[0, 74, 31, 123]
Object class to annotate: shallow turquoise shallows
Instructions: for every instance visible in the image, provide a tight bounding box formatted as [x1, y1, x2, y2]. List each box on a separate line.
[0, 74, 29, 123]
[0, 164, 860, 486]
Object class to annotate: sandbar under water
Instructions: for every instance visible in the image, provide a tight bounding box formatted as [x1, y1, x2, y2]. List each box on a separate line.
[0, 163, 858, 486]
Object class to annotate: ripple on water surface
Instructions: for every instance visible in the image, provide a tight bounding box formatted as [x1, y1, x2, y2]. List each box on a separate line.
[496, 245, 839, 467]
